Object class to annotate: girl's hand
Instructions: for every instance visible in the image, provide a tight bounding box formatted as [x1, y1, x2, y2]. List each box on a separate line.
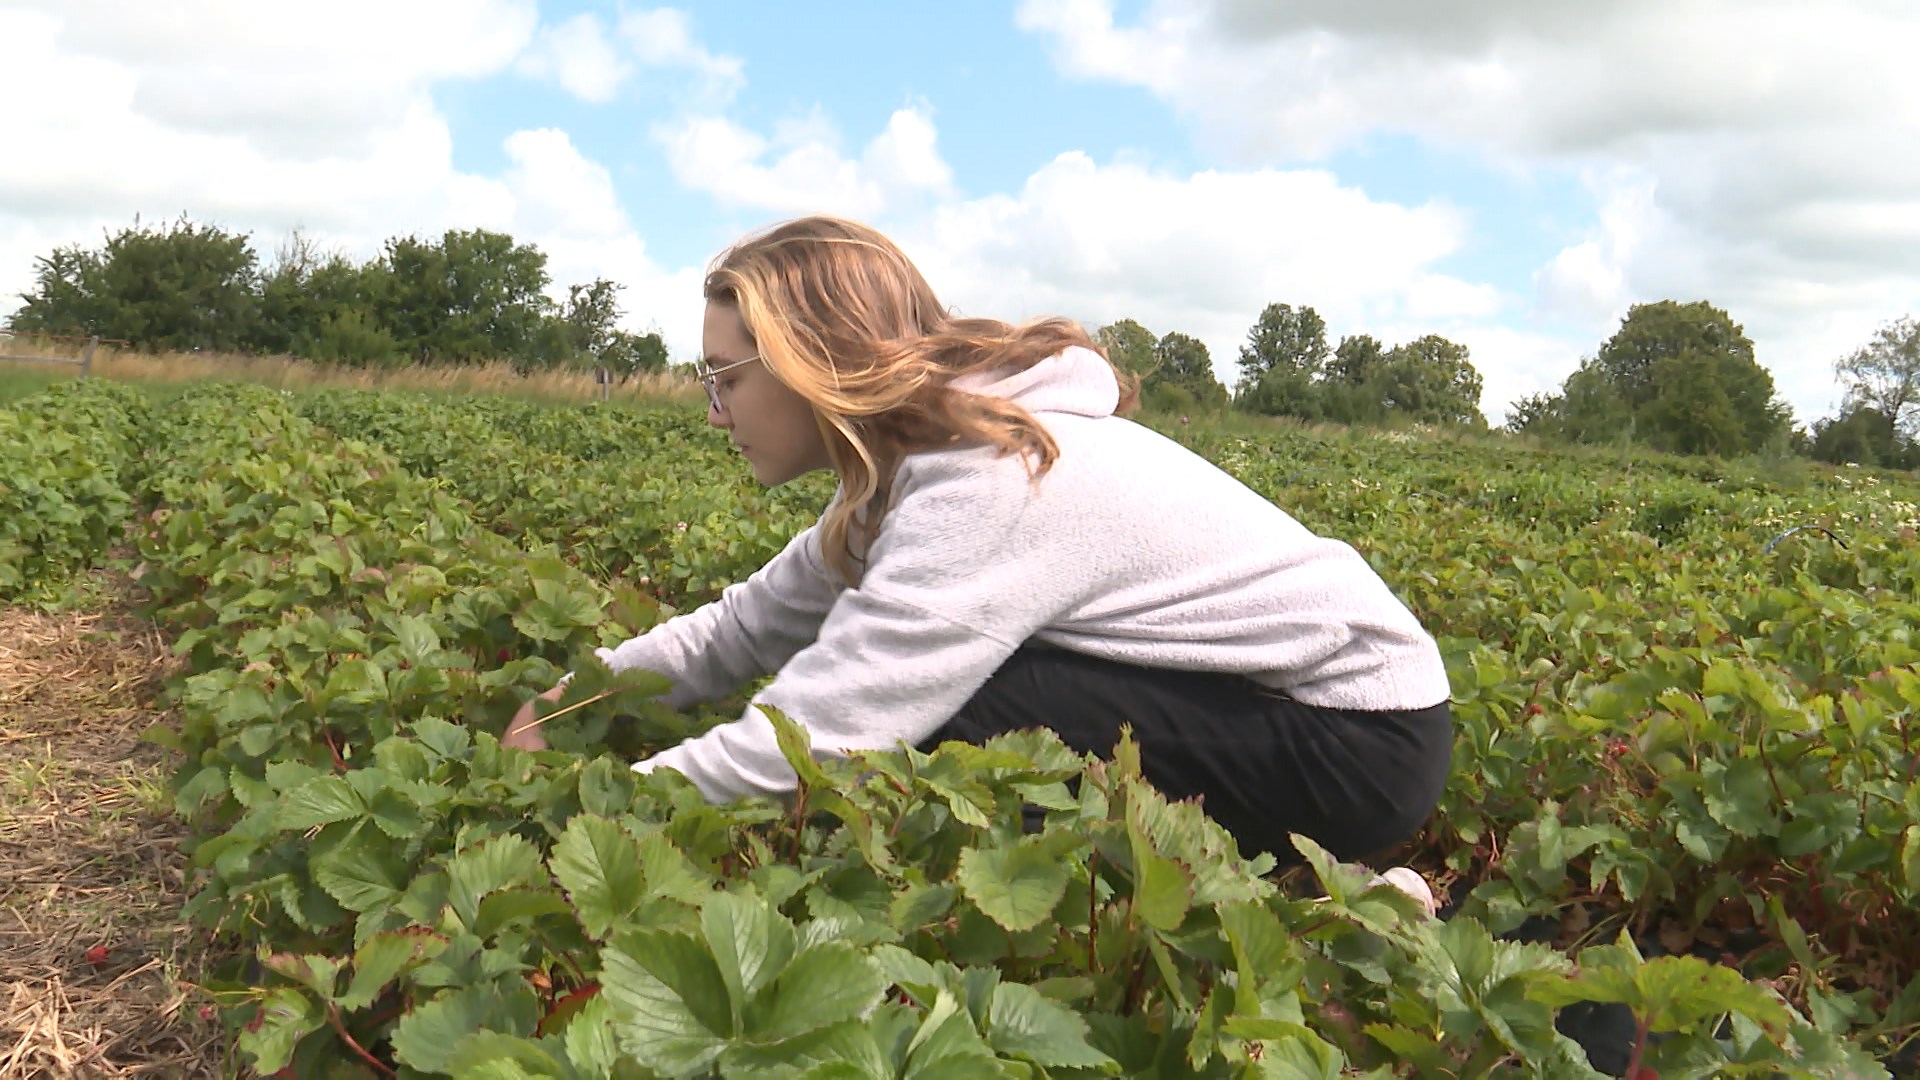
[502, 684, 566, 752]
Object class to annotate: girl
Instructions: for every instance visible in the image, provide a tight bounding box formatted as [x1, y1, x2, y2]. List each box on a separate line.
[505, 215, 1455, 876]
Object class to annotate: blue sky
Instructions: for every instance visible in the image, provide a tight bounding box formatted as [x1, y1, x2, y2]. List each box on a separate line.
[3, 0, 1916, 426]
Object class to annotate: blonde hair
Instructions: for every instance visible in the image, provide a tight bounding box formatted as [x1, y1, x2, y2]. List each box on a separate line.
[704, 215, 1137, 585]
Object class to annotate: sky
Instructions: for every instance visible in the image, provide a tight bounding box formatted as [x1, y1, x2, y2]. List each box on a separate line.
[2, 1, 1916, 427]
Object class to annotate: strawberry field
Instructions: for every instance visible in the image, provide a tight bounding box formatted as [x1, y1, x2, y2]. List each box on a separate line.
[5, 375, 1920, 1077]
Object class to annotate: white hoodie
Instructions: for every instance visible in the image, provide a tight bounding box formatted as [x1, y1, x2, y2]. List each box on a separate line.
[596, 346, 1452, 802]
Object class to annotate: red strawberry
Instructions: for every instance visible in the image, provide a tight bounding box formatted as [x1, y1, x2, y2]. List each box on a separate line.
[85, 944, 110, 966]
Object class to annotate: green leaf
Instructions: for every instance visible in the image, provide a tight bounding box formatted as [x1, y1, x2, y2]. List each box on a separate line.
[955, 834, 1073, 933]
[563, 993, 621, 1077]
[579, 756, 637, 817]
[1700, 758, 1778, 836]
[260, 952, 343, 998]
[235, 987, 326, 1074]
[367, 787, 426, 839]
[891, 882, 957, 932]
[312, 834, 410, 913]
[444, 1032, 572, 1079]
[550, 816, 645, 940]
[750, 941, 888, 1043]
[220, 683, 274, 725]
[276, 775, 364, 830]
[1529, 940, 1791, 1039]
[448, 833, 546, 928]
[1904, 825, 1920, 894]
[638, 831, 714, 907]
[602, 930, 735, 1075]
[985, 981, 1118, 1070]
[1126, 803, 1193, 932]
[475, 888, 577, 940]
[414, 715, 472, 762]
[901, 991, 1001, 1079]
[702, 890, 797, 1024]
[238, 723, 280, 757]
[391, 982, 542, 1074]
[338, 929, 448, 1011]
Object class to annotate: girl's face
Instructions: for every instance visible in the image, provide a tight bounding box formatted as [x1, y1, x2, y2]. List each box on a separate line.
[702, 301, 832, 487]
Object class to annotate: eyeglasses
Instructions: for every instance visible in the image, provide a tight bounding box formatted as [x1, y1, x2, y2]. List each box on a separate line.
[694, 354, 761, 414]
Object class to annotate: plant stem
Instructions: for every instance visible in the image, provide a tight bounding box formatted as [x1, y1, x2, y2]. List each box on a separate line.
[1087, 852, 1100, 973]
[327, 1002, 395, 1077]
[1624, 1016, 1649, 1078]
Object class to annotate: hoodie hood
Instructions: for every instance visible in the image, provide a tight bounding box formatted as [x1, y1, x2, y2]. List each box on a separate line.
[947, 345, 1119, 419]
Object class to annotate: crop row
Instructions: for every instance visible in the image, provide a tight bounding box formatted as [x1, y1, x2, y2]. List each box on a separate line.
[4, 378, 1911, 1073]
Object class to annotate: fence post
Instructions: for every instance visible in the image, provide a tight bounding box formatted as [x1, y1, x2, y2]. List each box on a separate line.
[81, 336, 98, 378]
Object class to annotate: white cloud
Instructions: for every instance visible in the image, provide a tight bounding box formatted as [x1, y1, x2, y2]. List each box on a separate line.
[0, 4, 695, 355]
[877, 150, 1573, 420]
[1405, 276, 1506, 323]
[11, 0, 537, 157]
[492, 128, 704, 343]
[518, 7, 744, 107]
[516, 13, 630, 104]
[654, 106, 956, 219]
[618, 8, 743, 89]
[1015, 0, 1920, 425]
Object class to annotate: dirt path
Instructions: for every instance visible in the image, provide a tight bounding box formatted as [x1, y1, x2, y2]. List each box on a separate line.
[0, 596, 225, 1078]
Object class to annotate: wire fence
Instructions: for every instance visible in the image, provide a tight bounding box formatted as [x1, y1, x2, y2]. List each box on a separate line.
[0, 330, 131, 376]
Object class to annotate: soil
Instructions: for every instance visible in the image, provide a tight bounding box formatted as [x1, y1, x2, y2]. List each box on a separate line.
[0, 588, 228, 1078]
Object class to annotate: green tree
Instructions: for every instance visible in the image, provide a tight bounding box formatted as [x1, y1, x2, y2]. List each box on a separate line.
[1326, 333, 1388, 387]
[1378, 334, 1485, 427]
[1808, 405, 1911, 468]
[8, 215, 261, 351]
[1835, 315, 1920, 439]
[549, 279, 668, 375]
[1503, 390, 1566, 438]
[379, 228, 556, 365]
[257, 232, 401, 366]
[1528, 302, 1791, 456]
[1151, 331, 1228, 411]
[7, 247, 110, 338]
[1596, 301, 1789, 454]
[1095, 319, 1160, 381]
[1233, 303, 1330, 394]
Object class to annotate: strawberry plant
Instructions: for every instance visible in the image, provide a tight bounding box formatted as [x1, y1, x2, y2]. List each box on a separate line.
[6, 377, 1917, 1074]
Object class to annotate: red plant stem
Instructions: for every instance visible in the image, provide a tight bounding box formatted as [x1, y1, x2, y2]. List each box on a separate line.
[530, 929, 589, 987]
[1625, 1017, 1649, 1078]
[1087, 852, 1100, 973]
[789, 785, 810, 862]
[322, 730, 347, 773]
[1289, 915, 1340, 941]
[328, 1003, 395, 1077]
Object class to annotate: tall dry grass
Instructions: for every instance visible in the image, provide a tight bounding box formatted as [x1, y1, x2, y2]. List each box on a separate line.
[0, 334, 704, 406]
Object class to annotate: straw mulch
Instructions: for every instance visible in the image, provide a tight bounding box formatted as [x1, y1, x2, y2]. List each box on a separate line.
[0, 597, 227, 1078]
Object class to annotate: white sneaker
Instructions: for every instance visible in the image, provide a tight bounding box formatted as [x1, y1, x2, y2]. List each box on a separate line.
[1307, 866, 1440, 917]
[1368, 867, 1439, 917]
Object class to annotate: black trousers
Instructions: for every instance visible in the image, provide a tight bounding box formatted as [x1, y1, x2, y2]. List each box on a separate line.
[917, 645, 1453, 869]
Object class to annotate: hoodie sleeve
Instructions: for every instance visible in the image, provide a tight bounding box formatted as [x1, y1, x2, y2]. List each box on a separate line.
[589, 523, 841, 708]
[630, 452, 1075, 802]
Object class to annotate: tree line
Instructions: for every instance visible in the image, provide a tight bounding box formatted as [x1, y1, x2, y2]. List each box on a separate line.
[4, 215, 668, 375]
[1096, 305, 1486, 429]
[7, 214, 1915, 469]
[1505, 303, 1919, 470]
[1100, 298, 1918, 471]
